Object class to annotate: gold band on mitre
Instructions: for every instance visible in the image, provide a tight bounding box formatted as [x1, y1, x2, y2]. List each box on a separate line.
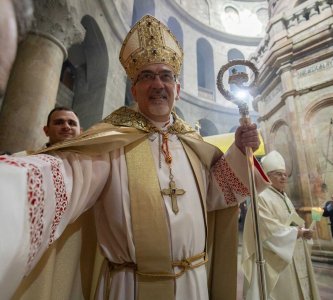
[119, 15, 184, 81]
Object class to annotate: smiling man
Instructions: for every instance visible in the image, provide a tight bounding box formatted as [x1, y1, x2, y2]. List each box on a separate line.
[43, 106, 82, 146]
[131, 64, 180, 122]
[0, 15, 270, 300]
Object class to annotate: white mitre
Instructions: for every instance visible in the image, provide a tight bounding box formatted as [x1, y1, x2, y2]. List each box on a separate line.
[261, 150, 286, 173]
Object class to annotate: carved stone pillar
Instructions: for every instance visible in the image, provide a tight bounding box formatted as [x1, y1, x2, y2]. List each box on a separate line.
[0, 0, 84, 152]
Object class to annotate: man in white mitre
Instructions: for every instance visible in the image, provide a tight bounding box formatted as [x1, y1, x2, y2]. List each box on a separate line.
[0, 15, 270, 300]
[242, 150, 320, 300]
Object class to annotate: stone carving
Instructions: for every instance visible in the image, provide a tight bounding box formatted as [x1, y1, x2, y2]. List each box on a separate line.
[32, 0, 85, 49]
[297, 57, 333, 78]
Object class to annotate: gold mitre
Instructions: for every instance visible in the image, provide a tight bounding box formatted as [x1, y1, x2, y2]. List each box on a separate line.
[119, 15, 184, 81]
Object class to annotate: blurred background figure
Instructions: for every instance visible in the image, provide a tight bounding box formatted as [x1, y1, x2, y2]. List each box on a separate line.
[242, 150, 320, 300]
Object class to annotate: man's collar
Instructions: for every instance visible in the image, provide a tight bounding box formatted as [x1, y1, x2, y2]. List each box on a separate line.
[103, 106, 198, 136]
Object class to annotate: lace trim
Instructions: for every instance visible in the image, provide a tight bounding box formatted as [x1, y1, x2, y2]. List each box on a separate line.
[0, 156, 45, 269]
[212, 156, 249, 205]
[37, 155, 69, 245]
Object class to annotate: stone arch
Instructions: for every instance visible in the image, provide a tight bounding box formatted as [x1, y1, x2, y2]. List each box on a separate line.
[227, 49, 245, 84]
[227, 48, 245, 63]
[132, 0, 155, 24]
[304, 97, 333, 122]
[269, 119, 300, 199]
[198, 118, 218, 137]
[167, 17, 183, 47]
[270, 120, 294, 176]
[196, 38, 215, 101]
[168, 17, 184, 84]
[222, 6, 240, 28]
[303, 97, 333, 200]
[67, 15, 108, 129]
[256, 8, 268, 26]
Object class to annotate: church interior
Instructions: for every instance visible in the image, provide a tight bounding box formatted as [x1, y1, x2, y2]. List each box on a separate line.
[1, 0, 333, 299]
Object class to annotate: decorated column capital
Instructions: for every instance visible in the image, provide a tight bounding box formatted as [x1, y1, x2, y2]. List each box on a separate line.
[32, 0, 85, 55]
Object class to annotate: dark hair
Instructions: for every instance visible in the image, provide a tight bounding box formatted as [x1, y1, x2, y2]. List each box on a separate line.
[46, 106, 79, 126]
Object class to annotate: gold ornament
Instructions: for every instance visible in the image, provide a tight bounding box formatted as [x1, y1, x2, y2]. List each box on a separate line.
[119, 15, 184, 81]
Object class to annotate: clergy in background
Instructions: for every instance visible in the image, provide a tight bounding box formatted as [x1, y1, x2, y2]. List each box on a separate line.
[242, 150, 320, 300]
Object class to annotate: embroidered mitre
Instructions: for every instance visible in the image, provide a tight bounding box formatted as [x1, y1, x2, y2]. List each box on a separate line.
[119, 15, 184, 81]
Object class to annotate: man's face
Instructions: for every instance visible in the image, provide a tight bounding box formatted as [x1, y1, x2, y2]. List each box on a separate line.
[0, 0, 18, 97]
[43, 110, 82, 145]
[268, 169, 288, 192]
[131, 64, 180, 122]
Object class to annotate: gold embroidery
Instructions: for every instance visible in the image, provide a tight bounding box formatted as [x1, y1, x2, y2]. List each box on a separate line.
[103, 106, 201, 139]
[119, 15, 183, 81]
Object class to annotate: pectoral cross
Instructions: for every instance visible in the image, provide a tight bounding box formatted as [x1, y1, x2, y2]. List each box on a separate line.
[161, 180, 186, 214]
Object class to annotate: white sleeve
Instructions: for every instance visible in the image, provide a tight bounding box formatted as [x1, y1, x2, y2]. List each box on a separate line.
[207, 143, 270, 211]
[0, 152, 110, 299]
[0, 163, 30, 299]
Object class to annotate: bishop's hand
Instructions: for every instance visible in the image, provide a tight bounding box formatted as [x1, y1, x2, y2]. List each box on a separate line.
[235, 123, 260, 154]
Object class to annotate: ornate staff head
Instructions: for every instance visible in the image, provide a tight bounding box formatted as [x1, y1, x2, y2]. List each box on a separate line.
[217, 60, 268, 300]
[216, 60, 259, 117]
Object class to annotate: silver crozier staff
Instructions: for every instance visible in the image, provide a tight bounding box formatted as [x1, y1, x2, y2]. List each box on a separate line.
[216, 60, 267, 300]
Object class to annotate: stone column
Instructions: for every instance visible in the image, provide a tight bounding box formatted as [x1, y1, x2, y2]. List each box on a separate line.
[0, 33, 66, 152]
[0, 0, 84, 153]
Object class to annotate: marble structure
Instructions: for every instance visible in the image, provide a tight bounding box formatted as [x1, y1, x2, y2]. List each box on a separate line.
[252, 0, 333, 246]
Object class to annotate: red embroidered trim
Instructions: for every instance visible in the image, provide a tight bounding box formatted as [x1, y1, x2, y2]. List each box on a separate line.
[38, 155, 68, 245]
[0, 156, 44, 268]
[212, 156, 249, 205]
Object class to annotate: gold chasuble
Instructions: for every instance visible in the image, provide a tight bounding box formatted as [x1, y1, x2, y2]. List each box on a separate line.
[32, 106, 238, 300]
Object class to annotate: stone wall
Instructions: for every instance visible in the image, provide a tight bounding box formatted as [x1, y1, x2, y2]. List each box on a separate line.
[253, 0, 333, 240]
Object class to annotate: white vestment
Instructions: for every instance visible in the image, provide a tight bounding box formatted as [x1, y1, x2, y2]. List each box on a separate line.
[242, 186, 320, 300]
[0, 112, 269, 300]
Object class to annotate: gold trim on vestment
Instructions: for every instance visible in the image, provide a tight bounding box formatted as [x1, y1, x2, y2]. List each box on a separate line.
[36, 107, 201, 155]
[125, 138, 174, 300]
[34, 106, 229, 299]
[104, 107, 199, 137]
[119, 15, 184, 81]
[102, 251, 207, 279]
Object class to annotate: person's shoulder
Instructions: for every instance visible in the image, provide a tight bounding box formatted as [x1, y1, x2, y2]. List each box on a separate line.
[257, 188, 277, 206]
[259, 187, 274, 198]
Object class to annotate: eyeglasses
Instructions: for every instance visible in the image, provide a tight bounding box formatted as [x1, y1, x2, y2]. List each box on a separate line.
[270, 171, 288, 178]
[135, 71, 176, 84]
